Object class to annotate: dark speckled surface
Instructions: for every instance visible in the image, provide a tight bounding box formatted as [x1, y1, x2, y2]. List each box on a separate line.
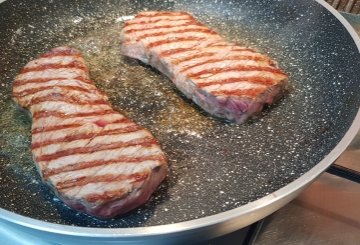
[0, 0, 359, 228]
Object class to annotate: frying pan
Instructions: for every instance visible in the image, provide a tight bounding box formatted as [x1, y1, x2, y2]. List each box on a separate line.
[0, 0, 360, 244]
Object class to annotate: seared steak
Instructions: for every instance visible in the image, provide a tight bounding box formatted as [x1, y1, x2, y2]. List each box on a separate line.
[13, 47, 167, 218]
[121, 11, 288, 123]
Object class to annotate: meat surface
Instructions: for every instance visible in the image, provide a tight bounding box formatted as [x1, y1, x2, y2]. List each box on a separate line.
[12, 47, 167, 218]
[121, 11, 289, 123]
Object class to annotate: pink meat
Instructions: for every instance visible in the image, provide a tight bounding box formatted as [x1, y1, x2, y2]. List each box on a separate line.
[12, 46, 167, 218]
[121, 11, 289, 123]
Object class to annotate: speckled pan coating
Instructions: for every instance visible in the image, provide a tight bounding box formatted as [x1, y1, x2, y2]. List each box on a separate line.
[0, 0, 359, 228]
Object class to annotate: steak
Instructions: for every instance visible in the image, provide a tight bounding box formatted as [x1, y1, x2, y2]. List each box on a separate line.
[121, 11, 289, 123]
[12, 47, 167, 218]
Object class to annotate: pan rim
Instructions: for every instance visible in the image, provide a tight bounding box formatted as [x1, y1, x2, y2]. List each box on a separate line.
[0, 0, 359, 241]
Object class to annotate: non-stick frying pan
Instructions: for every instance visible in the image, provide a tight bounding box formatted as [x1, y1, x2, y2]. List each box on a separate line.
[0, 0, 359, 244]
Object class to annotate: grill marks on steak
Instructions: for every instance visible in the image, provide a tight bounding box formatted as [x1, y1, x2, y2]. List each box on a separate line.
[12, 46, 167, 218]
[121, 11, 289, 123]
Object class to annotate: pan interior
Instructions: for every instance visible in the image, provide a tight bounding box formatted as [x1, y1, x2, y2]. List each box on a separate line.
[0, 0, 359, 228]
